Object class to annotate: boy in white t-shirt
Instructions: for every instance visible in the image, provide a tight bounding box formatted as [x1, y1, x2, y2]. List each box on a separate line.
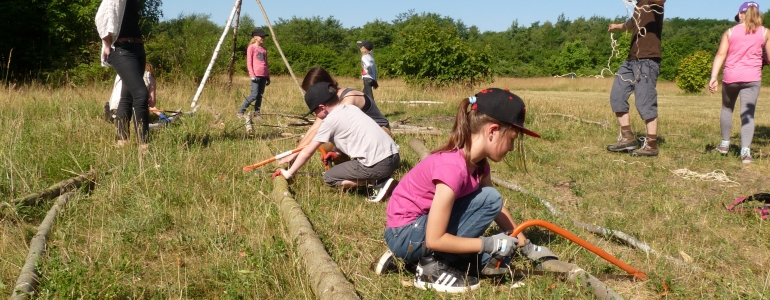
[272, 82, 400, 202]
[357, 40, 378, 101]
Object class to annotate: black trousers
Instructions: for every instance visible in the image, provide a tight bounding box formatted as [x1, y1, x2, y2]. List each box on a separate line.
[108, 42, 149, 143]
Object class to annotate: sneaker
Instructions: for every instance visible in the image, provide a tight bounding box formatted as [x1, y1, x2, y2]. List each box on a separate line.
[741, 154, 754, 164]
[236, 112, 245, 119]
[367, 178, 396, 203]
[607, 130, 637, 152]
[630, 137, 658, 157]
[373, 250, 399, 275]
[253, 112, 263, 121]
[715, 144, 729, 154]
[741, 148, 753, 164]
[414, 255, 480, 293]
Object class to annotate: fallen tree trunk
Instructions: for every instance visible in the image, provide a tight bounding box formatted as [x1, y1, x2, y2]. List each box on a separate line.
[540, 260, 623, 300]
[11, 169, 96, 207]
[543, 113, 608, 127]
[11, 191, 77, 299]
[269, 177, 360, 300]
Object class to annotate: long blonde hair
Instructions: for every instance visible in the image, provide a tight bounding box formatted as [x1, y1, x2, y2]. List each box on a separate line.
[743, 5, 763, 34]
[249, 36, 260, 45]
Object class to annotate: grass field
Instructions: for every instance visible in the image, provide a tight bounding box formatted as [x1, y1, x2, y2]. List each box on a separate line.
[1, 75, 769, 299]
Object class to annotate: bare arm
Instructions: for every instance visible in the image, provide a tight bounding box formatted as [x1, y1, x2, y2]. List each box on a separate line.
[283, 140, 322, 177]
[101, 35, 113, 61]
[709, 31, 730, 94]
[424, 183, 485, 253]
[278, 117, 323, 164]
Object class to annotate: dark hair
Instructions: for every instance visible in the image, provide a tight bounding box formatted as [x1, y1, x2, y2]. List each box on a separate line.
[302, 67, 339, 91]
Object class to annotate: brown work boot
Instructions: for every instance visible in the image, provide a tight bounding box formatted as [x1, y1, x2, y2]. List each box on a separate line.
[606, 130, 637, 152]
[630, 137, 658, 157]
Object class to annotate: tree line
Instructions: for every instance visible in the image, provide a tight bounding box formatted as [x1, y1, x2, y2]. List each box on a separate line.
[3, 1, 769, 88]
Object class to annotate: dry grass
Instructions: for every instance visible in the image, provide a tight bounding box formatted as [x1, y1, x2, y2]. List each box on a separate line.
[1, 75, 769, 299]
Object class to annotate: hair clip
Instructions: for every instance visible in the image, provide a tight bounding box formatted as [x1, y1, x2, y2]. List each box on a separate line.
[468, 96, 477, 104]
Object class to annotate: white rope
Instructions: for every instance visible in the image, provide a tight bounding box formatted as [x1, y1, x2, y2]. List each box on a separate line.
[613, 160, 741, 187]
[613, 0, 664, 84]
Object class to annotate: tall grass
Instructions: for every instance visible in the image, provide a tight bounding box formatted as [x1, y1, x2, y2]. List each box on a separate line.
[1, 76, 769, 299]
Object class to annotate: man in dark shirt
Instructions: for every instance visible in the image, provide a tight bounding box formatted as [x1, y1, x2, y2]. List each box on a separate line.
[606, 0, 666, 157]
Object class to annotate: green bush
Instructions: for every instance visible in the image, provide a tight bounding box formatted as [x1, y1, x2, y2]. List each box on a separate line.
[676, 50, 712, 93]
[393, 19, 492, 87]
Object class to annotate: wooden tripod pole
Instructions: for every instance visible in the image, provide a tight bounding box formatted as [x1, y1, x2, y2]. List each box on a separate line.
[190, 0, 240, 108]
[254, 0, 304, 96]
[227, 0, 243, 86]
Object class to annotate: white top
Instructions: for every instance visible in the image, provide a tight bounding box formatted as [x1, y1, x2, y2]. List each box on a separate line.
[361, 53, 377, 81]
[95, 0, 127, 67]
[313, 105, 398, 166]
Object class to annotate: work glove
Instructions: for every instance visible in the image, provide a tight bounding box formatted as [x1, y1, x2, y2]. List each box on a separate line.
[271, 169, 292, 180]
[480, 233, 519, 257]
[266, 77, 271, 86]
[158, 113, 171, 123]
[519, 241, 558, 262]
[250, 76, 257, 82]
[321, 151, 338, 168]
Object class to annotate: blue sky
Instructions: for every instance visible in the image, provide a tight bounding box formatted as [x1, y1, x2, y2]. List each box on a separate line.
[161, 0, 737, 32]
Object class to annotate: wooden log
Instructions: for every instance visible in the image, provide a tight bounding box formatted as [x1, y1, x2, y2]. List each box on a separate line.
[269, 177, 360, 300]
[11, 169, 96, 207]
[543, 113, 609, 127]
[11, 191, 77, 299]
[391, 128, 443, 135]
[540, 260, 623, 300]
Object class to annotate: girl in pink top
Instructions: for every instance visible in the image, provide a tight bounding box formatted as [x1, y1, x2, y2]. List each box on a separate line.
[376, 88, 552, 293]
[709, 2, 770, 163]
[237, 28, 270, 121]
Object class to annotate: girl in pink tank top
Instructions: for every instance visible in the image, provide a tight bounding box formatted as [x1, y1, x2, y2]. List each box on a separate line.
[708, 2, 769, 163]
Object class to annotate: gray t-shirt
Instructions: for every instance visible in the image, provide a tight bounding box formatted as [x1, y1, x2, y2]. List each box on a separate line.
[313, 105, 398, 166]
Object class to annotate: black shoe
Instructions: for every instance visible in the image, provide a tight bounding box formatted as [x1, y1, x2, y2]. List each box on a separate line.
[414, 255, 480, 293]
[367, 178, 396, 203]
[373, 250, 399, 275]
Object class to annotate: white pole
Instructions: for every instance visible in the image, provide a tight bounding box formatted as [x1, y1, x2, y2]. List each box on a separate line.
[254, 0, 304, 95]
[190, 0, 241, 108]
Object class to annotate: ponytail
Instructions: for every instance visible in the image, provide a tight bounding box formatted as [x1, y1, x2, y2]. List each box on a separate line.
[744, 6, 763, 34]
[434, 98, 513, 167]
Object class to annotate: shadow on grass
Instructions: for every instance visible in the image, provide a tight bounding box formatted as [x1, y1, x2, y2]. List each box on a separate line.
[752, 125, 770, 147]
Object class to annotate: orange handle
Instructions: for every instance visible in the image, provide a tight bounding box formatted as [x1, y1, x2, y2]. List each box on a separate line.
[501, 219, 647, 280]
[317, 146, 331, 170]
[242, 146, 305, 173]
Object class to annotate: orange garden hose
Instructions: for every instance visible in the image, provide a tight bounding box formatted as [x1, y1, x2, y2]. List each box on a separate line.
[503, 219, 647, 280]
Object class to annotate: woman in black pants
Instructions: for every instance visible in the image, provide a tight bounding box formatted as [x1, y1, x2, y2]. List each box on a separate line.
[96, 0, 149, 149]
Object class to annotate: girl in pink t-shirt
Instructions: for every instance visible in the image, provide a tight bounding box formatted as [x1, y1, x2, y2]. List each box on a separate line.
[709, 2, 770, 163]
[377, 88, 545, 293]
[237, 28, 270, 123]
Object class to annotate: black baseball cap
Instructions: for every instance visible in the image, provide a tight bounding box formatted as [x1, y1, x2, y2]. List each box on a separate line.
[356, 40, 373, 51]
[303, 82, 337, 117]
[252, 28, 268, 37]
[471, 88, 540, 138]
